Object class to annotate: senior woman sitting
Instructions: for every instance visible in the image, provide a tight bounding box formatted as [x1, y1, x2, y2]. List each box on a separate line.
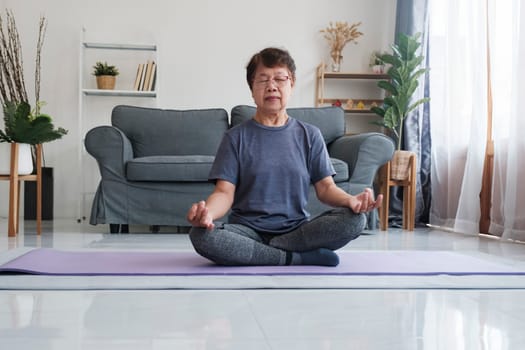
[187, 47, 382, 266]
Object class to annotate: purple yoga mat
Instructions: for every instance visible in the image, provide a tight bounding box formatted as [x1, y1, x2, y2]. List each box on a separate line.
[0, 249, 523, 276]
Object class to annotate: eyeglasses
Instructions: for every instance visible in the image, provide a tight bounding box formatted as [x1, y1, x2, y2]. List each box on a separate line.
[253, 76, 290, 88]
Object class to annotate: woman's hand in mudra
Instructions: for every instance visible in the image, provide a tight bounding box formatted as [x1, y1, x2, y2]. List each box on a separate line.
[187, 200, 215, 230]
[349, 188, 383, 214]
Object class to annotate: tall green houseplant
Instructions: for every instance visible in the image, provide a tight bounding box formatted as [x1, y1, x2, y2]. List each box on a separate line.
[371, 32, 430, 150]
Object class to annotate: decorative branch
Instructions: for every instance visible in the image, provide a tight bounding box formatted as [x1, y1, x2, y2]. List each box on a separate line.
[0, 14, 13, 102]
[14, 14, 25, 100]
[0, 9, 28, 105]
[35, 15, 47, 115]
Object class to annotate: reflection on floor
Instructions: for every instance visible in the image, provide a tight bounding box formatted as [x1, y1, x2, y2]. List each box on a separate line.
[1, 219, 525, 349]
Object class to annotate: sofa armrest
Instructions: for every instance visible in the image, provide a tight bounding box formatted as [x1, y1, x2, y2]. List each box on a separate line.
[328, 132, 395, 194]
[85, 126, 133, 181]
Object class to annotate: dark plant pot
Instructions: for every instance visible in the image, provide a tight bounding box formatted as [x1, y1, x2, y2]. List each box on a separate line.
[24, 167, 53, 220]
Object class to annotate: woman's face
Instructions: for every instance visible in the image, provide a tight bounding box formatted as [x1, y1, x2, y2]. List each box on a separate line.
[251, 64, 294, 115]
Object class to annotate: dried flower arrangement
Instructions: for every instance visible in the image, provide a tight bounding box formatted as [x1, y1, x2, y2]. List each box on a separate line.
[320, 21, 363, 69]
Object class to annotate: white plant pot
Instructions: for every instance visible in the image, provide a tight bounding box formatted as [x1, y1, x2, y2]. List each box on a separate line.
[0, 143, 34, 175]
[372, 65, 385, 74]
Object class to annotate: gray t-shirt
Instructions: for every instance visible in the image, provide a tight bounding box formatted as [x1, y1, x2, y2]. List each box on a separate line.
[209, 118, 335, 234]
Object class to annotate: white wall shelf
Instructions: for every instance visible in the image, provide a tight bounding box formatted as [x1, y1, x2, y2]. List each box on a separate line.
[83, 42, 157, 51]
[82, 89, 156, 97]
[78, 29, 158, 222]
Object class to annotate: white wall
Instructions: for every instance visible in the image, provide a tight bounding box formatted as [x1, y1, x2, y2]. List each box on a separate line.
[0, 0, 396, 219]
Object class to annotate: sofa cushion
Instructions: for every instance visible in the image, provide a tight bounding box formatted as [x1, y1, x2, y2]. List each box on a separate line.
[112, 105, 229, 158]
[126, 155, 215, 182]
[331, 158, 349, 182]
[126, 156, 347, 183]
[231, 105, 345, 144]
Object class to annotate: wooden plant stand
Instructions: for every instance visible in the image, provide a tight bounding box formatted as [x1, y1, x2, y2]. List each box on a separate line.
[378, 152, 417, 231]
[0, 143, 42, 237]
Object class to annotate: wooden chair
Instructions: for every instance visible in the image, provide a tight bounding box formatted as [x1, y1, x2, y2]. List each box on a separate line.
[0, 143, 42, 237]
[378, 152, 417, 231]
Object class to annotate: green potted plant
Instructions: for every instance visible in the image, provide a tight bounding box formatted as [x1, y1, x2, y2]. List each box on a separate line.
[0, 101, 67, 220]
[371, 32, 430, 179]
[0, 101, 67, 172]
[369, 50, 387, 73]
[93, 61, 119, 90]
[0, 10, 68, 221]
[0, 10, 67, 173]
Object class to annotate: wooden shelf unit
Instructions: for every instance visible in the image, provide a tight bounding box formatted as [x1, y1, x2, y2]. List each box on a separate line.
[315, 63, 389, 114]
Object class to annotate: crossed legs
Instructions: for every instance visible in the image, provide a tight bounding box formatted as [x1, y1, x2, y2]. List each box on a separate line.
[189, 208, 366, 266]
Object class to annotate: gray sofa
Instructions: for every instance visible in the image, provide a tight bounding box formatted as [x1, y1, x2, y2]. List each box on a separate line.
[85, 104, 394, 233]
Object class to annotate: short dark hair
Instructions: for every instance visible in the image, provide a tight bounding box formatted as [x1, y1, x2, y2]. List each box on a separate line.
[246, 47, 296, 90]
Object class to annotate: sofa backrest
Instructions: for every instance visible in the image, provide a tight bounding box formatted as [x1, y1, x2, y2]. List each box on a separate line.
[112, 105, 229, 157]
[230, 105, 345, 144]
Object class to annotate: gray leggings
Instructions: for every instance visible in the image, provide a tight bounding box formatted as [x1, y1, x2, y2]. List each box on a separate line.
[189, 208, 366, 266]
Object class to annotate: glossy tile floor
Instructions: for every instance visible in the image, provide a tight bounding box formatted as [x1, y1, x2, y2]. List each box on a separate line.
[1, 219, 525, 349]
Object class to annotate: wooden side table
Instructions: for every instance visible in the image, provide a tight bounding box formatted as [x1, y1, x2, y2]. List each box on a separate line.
[0, 143, 42, 237]
[378, 152, 417, 231]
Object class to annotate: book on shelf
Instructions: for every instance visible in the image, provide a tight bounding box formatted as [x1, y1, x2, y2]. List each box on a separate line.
[142, 63, 149, 90]
[137, 63, 148, 91]
[142, 60, 154, 91]
[132, 61, 157, 92]
[133, 63, 144, 91]
[146, 62, 156, 91]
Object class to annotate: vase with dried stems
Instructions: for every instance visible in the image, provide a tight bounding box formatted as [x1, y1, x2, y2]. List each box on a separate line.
[0, 9, 68, 236]
[320, 21, 363, 72]
[0, 9, 67, 174]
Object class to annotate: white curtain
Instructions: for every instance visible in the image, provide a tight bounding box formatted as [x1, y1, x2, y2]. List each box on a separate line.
[489, 0, 525, 240]
[429, 0, 525, 239]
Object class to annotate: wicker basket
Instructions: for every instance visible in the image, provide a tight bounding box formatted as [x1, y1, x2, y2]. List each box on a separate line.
[96, 75, 116, 90]
[390, 150, 415, 180]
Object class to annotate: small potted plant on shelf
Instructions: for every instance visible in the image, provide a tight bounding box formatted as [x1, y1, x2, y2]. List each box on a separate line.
[371, 32, 430, 180]
[369, 51, 387, 74]
[92, 61, 119, 90]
